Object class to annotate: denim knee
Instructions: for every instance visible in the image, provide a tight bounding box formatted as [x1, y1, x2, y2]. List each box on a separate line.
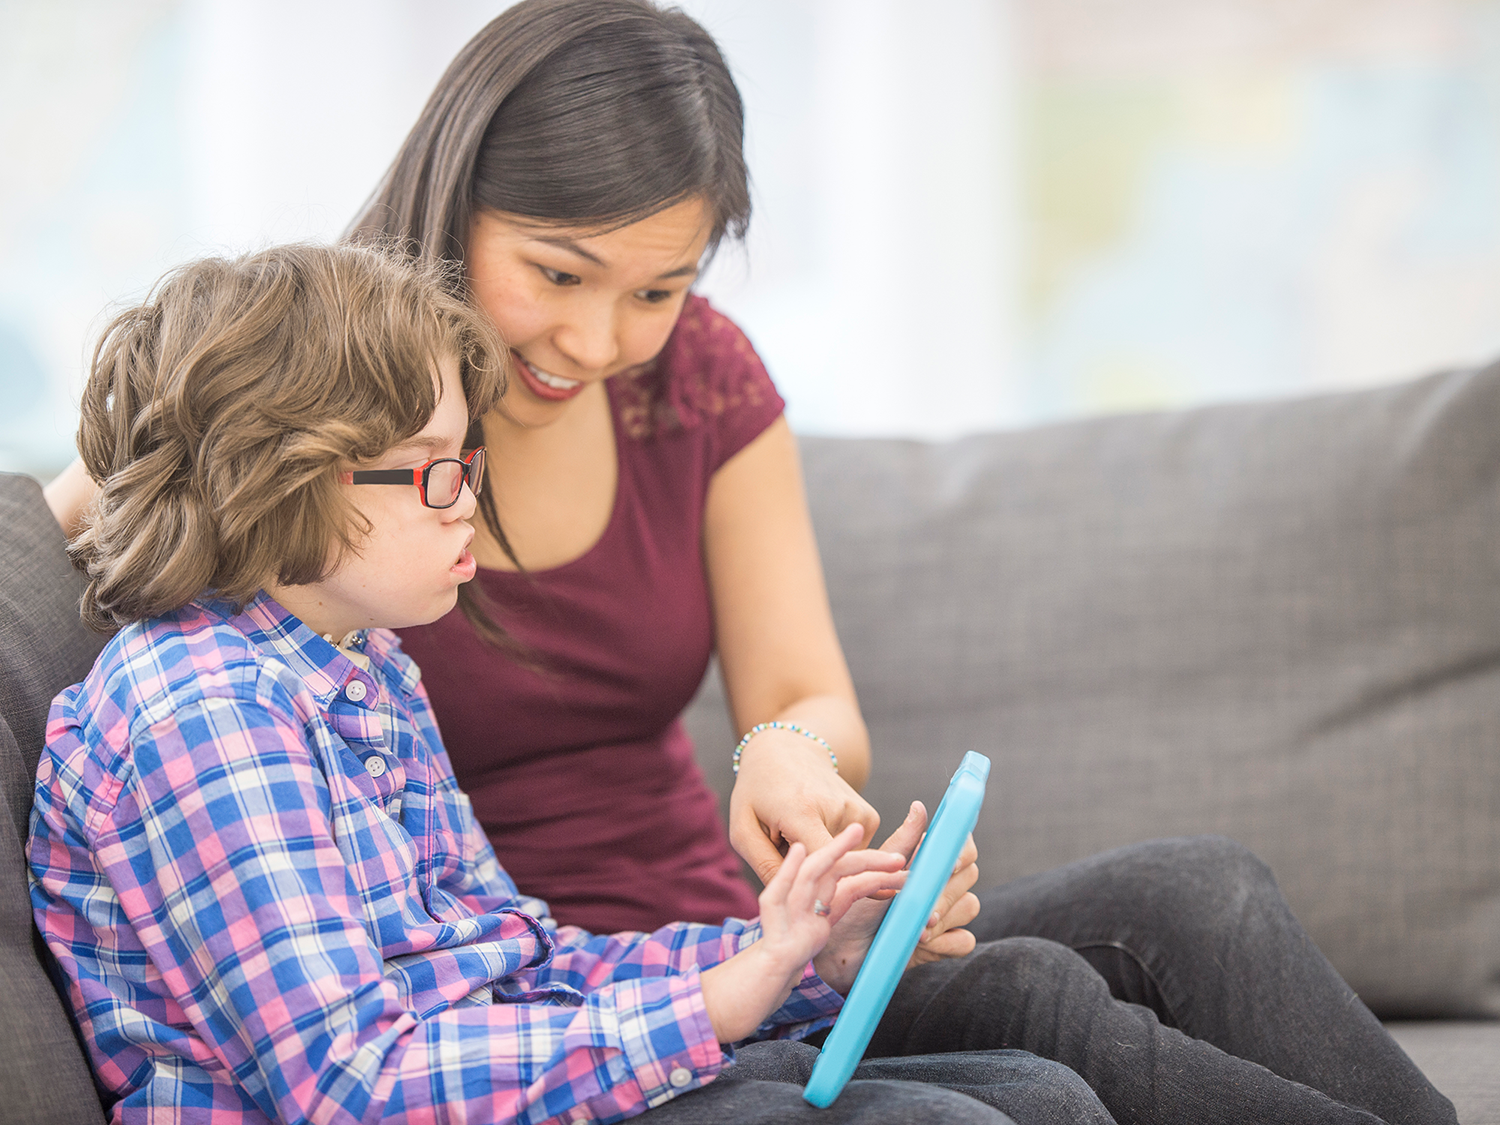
[722, 1039, 821, 1084]
[972, 934, 1109, 990]
[1167, 834, 1277, 887]
[935, 937, 1116, 1047]
[964, 1052, 1112, 1123]
[1113, 835, 1286, 936]
[853, 1050, 1112, 1125]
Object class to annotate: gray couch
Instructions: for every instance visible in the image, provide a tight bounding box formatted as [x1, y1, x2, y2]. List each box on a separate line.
[685, 362, 1500, 1122]
[3, 362, 1498, 1123]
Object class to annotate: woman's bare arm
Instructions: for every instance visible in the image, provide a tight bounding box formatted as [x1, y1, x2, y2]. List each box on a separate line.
[44, 457, 96, 537]
[703, 417, 877, 881]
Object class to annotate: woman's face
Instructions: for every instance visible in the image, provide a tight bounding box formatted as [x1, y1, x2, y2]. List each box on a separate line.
[466, 196, 713, 428]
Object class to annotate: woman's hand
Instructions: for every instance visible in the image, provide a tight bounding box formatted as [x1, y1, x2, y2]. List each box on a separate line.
[812, 802, 982, 992]
[728, 724, 881, 887]
[910, 811, 981, 966]
[699, 825, 905, 1044]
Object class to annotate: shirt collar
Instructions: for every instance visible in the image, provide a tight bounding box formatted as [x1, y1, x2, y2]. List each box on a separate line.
[201, 591, 372, 704]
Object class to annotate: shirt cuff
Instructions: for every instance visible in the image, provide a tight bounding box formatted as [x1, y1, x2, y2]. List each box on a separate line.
[727, 918, 763, 956]
[754, 958, 845, 1042]
[567, 970, 729, 1123]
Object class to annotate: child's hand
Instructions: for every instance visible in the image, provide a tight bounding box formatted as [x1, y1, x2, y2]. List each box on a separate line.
[811, 801, 982, 993]
[699, 824, 905, 1044]
[757, 823, 909, 963]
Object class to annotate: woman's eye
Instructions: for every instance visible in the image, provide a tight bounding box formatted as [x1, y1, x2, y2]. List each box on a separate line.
[539, 266, 580, 286]
[637, 288, 673, 304]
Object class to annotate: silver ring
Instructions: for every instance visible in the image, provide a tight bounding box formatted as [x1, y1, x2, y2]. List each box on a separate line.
[812, 899, 831, 917]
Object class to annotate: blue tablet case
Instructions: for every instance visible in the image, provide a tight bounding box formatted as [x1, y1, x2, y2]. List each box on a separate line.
[803, 751, 991, 1108]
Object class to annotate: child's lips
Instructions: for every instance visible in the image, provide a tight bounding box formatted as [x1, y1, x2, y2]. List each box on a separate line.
[452, 546, 476, 581]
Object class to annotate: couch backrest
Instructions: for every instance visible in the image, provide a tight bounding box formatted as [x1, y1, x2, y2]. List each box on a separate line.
[9, 352, 1500, 1103]
[686, 361, 1500, 1020]
[0, 474, 109, 1123]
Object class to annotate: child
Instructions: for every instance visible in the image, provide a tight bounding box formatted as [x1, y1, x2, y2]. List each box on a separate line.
[28, 244, 1088, 1125]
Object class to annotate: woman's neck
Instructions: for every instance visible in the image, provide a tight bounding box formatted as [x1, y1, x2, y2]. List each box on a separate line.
[473, 382, 619, 572]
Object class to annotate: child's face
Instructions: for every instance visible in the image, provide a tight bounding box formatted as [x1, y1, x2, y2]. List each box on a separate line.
[275, 356, 478, 639]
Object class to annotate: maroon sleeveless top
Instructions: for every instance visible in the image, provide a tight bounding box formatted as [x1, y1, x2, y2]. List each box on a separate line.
[397, 297, 781, 933]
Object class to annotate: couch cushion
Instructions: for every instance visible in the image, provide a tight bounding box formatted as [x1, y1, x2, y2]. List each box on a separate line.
[685, 362, 1500, 1019]
[0, 475, 110, 840]
[0, 473, 108, 1123]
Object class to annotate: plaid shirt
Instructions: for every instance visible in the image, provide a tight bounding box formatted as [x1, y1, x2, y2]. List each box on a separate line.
[29, 593, 841, 1125]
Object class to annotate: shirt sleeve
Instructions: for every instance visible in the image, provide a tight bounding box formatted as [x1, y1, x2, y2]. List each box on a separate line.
[38, 695, 759, 1125]
[533, 921, 845, 1038]
[650, 296, 787, 473]
[413, 738, 847, 1044]
[398, 660, 844, 1040]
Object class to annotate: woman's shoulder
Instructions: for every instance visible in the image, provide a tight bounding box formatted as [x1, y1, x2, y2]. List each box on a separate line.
[661, 293, 759, 364]
[614, 295, 785, 456]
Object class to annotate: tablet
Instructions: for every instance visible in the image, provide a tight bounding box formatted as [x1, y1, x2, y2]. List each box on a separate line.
[803, 751, 991, 1108]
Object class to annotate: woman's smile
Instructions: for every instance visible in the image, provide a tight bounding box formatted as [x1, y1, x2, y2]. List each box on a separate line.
[512, 352, 588, 401]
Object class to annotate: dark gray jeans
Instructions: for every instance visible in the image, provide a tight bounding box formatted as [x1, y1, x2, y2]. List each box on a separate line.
[637, 1040, 1108, 1124]
[643, 836, 1457, 1125]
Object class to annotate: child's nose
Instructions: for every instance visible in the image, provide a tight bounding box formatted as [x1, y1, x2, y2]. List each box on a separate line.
[449, 480, 478, 520]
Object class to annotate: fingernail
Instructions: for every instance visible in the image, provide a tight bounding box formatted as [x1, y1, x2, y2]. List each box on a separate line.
[929, 911, 940, 926]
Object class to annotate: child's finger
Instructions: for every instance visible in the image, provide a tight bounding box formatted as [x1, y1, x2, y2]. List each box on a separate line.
[829, 847, 906, 879]
[761, 840, 807, 910]
[828, 868, 908, 919]
[794, 823, 864, 885]
[784, 824, 863, 915]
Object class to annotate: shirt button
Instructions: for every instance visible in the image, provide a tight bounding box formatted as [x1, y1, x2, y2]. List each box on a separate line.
[668, 1066, 693, 1088]
[344, 680, 367, 702]
[364, 756, 387, 778]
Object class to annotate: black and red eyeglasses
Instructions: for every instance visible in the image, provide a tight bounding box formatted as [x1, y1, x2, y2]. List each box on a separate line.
[340, 447, 485, 510]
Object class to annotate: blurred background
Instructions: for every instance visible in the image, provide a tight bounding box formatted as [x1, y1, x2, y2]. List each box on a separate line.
[3, 0, 1499, 477]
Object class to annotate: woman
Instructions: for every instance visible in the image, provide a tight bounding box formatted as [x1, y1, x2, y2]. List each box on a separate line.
[46, 2, 1457, 1120]
[45, 0, 888, 943]
[347, 0, 888, 938]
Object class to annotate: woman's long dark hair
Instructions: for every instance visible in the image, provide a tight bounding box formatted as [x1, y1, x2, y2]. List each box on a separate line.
[347, 0, 752, 648]
[349, 0, 749, 260]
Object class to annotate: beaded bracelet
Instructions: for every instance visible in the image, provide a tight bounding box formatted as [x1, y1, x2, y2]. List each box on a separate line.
[732, 721, 839, 775]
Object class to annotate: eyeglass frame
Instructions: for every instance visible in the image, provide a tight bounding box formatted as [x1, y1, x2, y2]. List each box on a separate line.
[339, 447, 486, 510]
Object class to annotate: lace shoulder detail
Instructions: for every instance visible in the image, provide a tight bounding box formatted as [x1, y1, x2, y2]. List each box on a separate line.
[614, 296, 780, 442]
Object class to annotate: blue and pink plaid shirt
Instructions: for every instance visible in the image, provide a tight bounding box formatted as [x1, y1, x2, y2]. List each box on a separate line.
[28, 593, 841, 1124]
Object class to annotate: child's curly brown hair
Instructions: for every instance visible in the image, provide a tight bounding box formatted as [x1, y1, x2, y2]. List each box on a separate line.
[70, 242, 508, 631]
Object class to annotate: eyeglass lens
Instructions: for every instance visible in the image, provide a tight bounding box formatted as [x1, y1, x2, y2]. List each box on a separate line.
[424, 449, 484, 508]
